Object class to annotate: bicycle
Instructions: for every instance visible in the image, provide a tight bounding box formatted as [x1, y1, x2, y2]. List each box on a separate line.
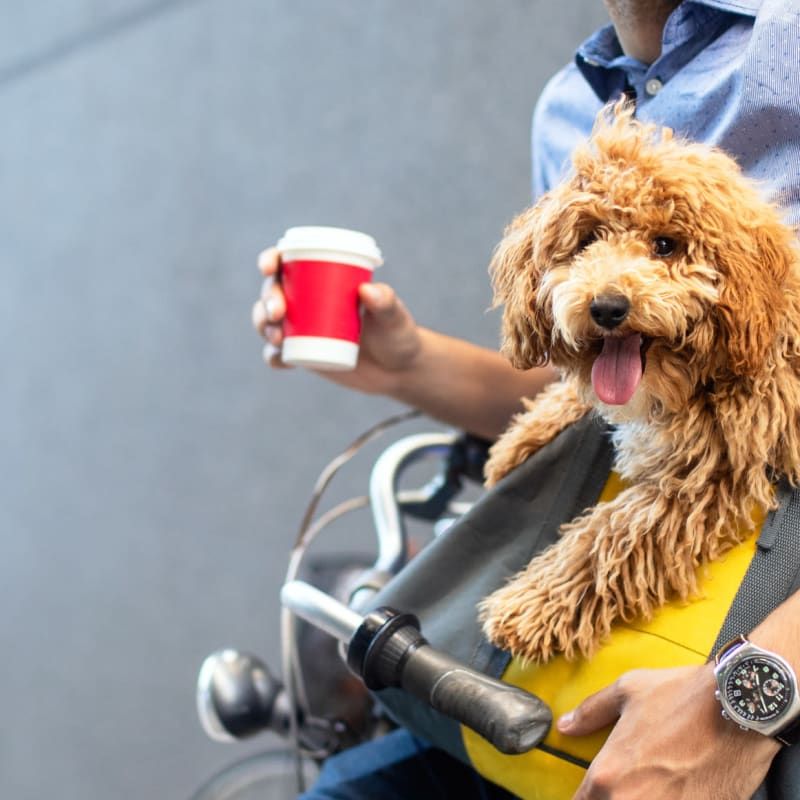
[191, 415, 551, 799]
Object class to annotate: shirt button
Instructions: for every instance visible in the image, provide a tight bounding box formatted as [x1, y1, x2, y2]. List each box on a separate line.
[645, 78, 664, 96]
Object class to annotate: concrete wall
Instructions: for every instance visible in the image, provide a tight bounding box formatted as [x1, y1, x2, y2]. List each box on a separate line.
[2, 2, 609, 797]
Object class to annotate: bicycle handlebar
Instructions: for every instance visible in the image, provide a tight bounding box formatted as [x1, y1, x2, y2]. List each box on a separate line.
[197, 429, 531, 755]
[368, 432, 460, 574]
[281, 581, 551, 755]
[399, 641, 552, 755]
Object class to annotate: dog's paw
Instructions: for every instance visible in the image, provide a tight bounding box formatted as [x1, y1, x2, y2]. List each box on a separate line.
[479, 552, 613, 663]
[480, 583, 556, 663]
[484, 381, 591, 487]
[478, 510, 601, 662]
[483, 438, 528, 487]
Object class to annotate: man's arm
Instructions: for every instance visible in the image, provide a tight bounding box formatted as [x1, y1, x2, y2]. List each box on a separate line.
[387, 327, 556, 441]
[559, 591, 800, 799]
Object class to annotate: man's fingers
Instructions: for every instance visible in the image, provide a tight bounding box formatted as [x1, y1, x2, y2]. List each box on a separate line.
[264, 324, 283, 346]
[255, 247, 291, 371]
[258, 247, 281, 277]
[262, 343, 292, 369]
[360, 282, 406, 323]
[251, 289, 285, 334]
[263, 283, 285, 323]
[252, 299, 268, 333]
[558, 680, 627, 736]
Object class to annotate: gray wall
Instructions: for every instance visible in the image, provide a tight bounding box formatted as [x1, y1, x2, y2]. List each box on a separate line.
[2, 2, 609, 797]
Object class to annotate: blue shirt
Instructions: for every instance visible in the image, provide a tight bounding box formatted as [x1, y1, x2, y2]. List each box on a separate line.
[532, 0, 800, 226]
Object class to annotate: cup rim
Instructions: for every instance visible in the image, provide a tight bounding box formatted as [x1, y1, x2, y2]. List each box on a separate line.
[277, 226, 382, 266]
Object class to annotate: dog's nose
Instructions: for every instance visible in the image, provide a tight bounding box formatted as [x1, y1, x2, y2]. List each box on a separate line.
[590, 295, 630, 329]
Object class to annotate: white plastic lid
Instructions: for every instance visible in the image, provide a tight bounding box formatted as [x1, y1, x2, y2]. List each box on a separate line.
[277, 226, 383, 267]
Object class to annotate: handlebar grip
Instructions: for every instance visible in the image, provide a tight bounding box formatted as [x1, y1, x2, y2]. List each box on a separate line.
[401, 643, 551, 755]
[346, 607, 551, 755]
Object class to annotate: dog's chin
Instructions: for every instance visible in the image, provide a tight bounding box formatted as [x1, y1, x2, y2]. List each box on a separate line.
[594, 386, 652, 424]
[568, 372, 648, 422]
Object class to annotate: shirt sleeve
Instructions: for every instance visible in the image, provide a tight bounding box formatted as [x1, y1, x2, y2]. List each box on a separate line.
[531, 63, 603, 202]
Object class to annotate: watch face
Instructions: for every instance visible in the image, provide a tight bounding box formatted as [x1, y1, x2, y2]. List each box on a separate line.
[724, 656, 794, 723]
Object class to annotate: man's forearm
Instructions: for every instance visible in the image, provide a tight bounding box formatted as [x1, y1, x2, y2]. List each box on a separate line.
[388, 327, 557, 440]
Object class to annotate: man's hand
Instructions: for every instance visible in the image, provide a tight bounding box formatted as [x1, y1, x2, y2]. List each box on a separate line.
[558, 665, 781, 799]
[251, 246, 423, 395]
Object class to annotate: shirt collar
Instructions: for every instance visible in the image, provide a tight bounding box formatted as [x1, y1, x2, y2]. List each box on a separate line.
[691, 0, 759, 14]
[575, 0, 760, 102]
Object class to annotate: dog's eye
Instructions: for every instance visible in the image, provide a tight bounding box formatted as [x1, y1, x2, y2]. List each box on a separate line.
[576, 230, 598, 253]
[653, 236, 677, 257]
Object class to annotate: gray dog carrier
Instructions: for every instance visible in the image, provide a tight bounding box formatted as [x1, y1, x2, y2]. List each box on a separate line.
[371, 415, 800, 799]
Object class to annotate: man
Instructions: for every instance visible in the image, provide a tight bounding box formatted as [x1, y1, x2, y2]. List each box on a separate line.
[253, 1, 800, 796]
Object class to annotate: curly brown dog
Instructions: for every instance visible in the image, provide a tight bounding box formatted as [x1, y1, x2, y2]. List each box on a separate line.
[479, 103, 800, 664]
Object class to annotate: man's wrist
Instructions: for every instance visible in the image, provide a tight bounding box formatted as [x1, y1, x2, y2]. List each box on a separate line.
[381, 325, 435, 399]
[700, 663, 782, 767]
[712, 636, 800, 749]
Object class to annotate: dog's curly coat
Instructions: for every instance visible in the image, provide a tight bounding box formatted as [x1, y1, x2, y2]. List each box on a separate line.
[479, 104, 800, 664]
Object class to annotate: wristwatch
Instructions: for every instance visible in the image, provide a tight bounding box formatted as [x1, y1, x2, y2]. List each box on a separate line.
[714, 635, 800, 746]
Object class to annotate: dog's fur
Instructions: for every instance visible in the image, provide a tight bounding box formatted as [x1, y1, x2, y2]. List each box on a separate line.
[479, 104, 800, 663]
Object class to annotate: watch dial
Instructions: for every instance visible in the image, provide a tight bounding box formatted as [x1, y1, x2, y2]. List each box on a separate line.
[724, 657, 793, 723]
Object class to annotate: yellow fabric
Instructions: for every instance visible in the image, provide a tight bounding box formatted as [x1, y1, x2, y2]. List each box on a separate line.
[462, 471, 765, 800]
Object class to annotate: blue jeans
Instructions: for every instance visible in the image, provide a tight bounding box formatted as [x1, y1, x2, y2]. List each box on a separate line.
[300, 728, 518, 799]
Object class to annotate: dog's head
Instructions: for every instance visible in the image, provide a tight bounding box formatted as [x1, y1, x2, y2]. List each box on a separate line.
[491, 103, 799, 420]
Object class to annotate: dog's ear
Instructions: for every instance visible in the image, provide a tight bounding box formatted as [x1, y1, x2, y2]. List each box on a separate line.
[490, 203, 553, 368]
[715, 215, 796, 377]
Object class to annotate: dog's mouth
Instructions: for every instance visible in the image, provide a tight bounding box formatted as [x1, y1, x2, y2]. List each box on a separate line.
[590, 333, 652, 405]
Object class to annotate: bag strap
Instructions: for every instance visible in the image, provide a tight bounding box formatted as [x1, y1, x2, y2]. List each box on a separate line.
[716, 485, 800, 798]
[710, 479, 800, 657]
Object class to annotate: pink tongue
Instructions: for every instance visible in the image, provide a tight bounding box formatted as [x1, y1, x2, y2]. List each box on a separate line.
[591, 334, 643, 405]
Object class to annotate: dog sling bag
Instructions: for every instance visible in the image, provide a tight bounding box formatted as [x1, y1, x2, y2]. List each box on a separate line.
[369, 414, 800, 800]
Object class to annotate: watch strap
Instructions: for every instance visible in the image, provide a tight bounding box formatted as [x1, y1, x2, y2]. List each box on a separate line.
[714, 634, 748, 665]
[776, 715, 800, 747]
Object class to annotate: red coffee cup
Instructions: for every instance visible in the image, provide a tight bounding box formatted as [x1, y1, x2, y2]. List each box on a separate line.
[276, 226, 383, 370]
